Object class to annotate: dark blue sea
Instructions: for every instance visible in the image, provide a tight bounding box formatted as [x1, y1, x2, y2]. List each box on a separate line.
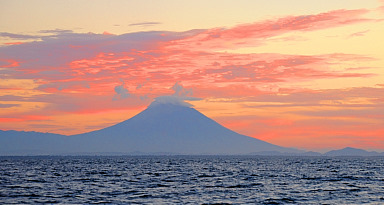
[1, 156, 384, 204]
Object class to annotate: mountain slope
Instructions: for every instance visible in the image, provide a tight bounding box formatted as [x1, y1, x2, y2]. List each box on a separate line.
[71, 102, 299, 154]
[0, 130, 67, 155]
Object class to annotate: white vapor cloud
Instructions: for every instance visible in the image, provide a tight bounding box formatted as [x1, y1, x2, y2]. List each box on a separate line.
[171, 81, 193, 96]
[151, 82, 202, 107]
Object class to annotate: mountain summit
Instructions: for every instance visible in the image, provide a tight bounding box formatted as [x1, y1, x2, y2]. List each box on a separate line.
[1, 99, 299, 155]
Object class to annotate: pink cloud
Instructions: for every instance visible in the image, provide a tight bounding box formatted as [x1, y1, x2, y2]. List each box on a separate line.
[102, 31, 114, 35]
[0, 9, 375, 98]
[378, 0, 384, 12]
[0, 59, 20, 67]
[168, 9, 371, 50]
[4, 42, 26, 45]
[1, 38, 375, 111]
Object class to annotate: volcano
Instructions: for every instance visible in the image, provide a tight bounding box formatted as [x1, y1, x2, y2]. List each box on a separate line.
[1, 99, 299, 155]
[69, 99, 298, 155]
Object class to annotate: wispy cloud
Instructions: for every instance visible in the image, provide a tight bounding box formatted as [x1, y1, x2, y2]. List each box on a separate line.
[128, 21, 162, 27]
[39, 29, 74, 34]
[0, 32, 40, 40]
[168, 9, 372, 50]
[0, 103, 19, 108]
[348, 29, 370, 38]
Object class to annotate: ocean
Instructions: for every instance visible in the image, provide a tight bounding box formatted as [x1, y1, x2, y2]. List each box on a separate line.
[1, 156, 383, 204]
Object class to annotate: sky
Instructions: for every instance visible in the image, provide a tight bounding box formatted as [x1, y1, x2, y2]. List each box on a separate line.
[1, 0, 384, 152]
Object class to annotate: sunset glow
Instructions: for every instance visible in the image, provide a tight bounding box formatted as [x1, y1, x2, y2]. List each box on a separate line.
[1, 0, 383, 151]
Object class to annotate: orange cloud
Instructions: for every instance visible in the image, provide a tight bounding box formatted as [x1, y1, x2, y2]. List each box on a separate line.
[0, 115, 50, 122]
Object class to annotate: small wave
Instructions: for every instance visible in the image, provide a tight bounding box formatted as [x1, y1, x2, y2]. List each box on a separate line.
[198, 174, 216, 178]
[261, 197, 296, 204]
[26, 179, 46, 183]
[301, 176, 322, 180]
[148, 183, 170, 188]
[226, 183, 263, 188]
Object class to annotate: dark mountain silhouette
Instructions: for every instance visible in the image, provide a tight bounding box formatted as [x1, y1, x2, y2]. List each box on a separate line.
[0, 100, 300, 155]
[324, 147, 383, 156]
[69, 101, 300, 154]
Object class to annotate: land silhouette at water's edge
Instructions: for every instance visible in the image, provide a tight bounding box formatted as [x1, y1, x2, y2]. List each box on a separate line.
[0, 101, 382, 156]
[323, 147, 384, 156]
[0, 128, 382, 156]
